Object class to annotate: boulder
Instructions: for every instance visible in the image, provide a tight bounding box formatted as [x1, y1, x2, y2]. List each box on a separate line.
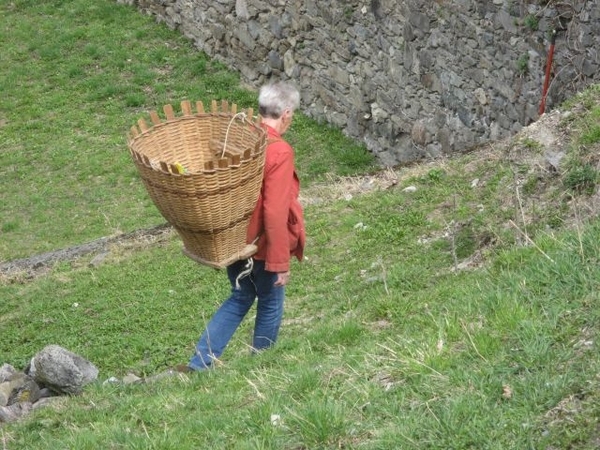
[32, 345, 98, 395]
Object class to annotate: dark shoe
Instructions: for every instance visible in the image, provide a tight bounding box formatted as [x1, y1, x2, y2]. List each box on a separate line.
[172, 364, 194, 373]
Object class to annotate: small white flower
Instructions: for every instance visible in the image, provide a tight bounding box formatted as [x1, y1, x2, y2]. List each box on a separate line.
[270, 414, 282, 426]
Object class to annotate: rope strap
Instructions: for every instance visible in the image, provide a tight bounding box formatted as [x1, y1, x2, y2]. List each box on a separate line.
[222, 112, 248, 158]
[234, 258, 254, 290]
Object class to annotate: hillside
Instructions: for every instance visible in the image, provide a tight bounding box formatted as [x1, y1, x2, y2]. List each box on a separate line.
[2, 0, 600, 447]
[1, 86, 599, 448]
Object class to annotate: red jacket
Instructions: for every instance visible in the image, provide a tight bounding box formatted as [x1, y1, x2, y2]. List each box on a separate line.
[246, 125, 305, 272]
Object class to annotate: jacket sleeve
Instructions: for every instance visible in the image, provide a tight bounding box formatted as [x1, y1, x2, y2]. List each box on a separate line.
[262, 144, 295, 272]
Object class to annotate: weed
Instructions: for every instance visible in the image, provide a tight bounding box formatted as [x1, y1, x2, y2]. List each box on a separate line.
[520, 137, 542, 151]
[522, 174, 540, 195]
[517, 53, 529, 75]
[124, 93, 146, 108]
[1, 221, 19, 233]
[454, 225, 478, 259]
[524, 14, 539, 31]
[343, 6, 353, 20]
[564, 164, 598, 194]
[580, 123, 600, 145]
[424, 168, 446, 184]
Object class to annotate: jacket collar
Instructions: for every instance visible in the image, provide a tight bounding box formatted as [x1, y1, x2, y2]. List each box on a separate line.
[262, 123, 282, 140]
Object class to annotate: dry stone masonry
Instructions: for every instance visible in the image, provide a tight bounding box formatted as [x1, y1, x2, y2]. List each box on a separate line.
[116, 0, 600, 165]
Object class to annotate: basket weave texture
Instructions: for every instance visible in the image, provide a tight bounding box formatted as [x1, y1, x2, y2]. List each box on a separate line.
[127, 100, 267, 269]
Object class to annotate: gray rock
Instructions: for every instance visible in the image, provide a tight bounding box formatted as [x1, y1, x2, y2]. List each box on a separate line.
[38, 387, 56, 398]
[235, 0, 248, 20]
[0, 382, 10, 407]
[31, 396, 63, 410]
[122, 373, 142, 385]
[0, 363, 17, 383]
[0, 402, 32, 423]
[143, 369, 186, 384]
[32, 345, 98, 395]
[545, 151, 566, 171]
[0, 373, 42, 406]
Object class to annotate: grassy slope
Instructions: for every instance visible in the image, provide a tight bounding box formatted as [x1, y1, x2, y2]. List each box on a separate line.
[2, 1, 600, 449]
[0, 0, 374, 261]
[3, 154, 600, 449]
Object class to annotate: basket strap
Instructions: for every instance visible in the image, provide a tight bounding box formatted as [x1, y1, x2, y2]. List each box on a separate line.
[235, 258, 254, 290]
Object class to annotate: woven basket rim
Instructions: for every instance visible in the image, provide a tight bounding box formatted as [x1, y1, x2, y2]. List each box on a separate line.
[127, 99, 263, 141]
[127, 100, 266, 176]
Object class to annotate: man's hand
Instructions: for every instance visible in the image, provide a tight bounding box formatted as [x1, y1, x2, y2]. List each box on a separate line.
[274, 271, 291, 286]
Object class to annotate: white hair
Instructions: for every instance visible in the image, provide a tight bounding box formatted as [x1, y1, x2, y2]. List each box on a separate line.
[258, 81, 300, 119]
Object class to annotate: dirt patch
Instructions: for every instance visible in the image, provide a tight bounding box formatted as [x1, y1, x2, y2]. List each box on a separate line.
[0, 224, 173, 281]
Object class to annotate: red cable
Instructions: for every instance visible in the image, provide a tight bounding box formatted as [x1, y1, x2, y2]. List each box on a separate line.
[539, 30, 557, 116]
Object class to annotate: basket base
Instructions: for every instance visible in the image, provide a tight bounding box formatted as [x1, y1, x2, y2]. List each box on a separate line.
[182, 244, 258, 269]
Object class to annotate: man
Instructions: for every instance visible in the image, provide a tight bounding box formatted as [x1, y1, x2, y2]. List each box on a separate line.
[180, 81, 305, 372]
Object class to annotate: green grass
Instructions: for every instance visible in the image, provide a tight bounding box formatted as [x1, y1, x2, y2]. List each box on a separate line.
[560, 85, 600, 196]
[0, 0, 375, 261]
[2, 0, 600, 448]
[3, 187, 600, 449]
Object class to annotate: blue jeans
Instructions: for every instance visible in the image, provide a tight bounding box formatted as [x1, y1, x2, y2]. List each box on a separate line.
[188, 259, 285, 370]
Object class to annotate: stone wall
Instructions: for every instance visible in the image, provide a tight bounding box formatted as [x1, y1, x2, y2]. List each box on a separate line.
[116, 0, 600, 165]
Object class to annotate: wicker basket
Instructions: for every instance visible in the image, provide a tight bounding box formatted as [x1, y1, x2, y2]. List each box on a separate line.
[127, 100, 267, 269]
